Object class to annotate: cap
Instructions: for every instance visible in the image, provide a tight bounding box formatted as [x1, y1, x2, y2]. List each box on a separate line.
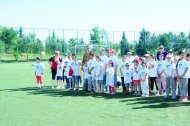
[72, 53, 76, 56]
[159, 45, 164, 49]
[168, 49, 172, 53]
[55, 50, 60, 54]
[100, 48, 105, 51]
[179, 50, 186, 55]
[133, 59, 139, 63]
[144, 54, 150, 57]
[141, 62, 147, 65]
[125, 62, 130, 66]
[127, 52, 132, 55]
[64, 53, 68, 56]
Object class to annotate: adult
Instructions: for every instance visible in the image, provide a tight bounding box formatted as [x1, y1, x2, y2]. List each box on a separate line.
[156, 45, 167, 60]
[82, 44, 92, 66]
[49, 51, 62, 88]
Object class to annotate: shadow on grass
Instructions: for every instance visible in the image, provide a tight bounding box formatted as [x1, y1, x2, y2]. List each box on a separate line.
[3, 86, 131, 99]
[119, 96, 190, 109]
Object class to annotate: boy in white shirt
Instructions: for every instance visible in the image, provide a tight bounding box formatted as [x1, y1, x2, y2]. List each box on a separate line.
[63, 60, 70, 89]
[33, 57, 44, 88]
[140, 62, 149, 97]
[164, 54, 175, 99]
[123, 63, 133, 94]
[88, 52, 96, 92]
[120, 55, 127, 94]
[69, 53, 80, 91]
[96, 56, 104, 93]
[56, 60, 64, 89]
[176, 51, 188, 102]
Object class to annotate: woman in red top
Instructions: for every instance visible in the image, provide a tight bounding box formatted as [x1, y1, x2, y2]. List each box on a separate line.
[49, 51, 62, 88]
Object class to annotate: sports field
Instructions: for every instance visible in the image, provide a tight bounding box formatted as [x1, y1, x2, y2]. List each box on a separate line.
[0, 62, 190, 126]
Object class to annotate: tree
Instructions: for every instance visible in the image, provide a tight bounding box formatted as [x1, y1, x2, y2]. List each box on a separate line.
[90, 27, 103, 45]
[136, 29, 151, 56]
[0, 27, 18, 53]
[120, 32, 129, 55]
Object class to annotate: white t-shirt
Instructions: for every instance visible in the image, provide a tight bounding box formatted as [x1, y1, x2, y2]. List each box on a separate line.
[149, 61, 157, 77]
[177, 59, 188, 78]
[140, 68, 148, 80]
[100, 55, 108, 73]
[69, 60, 79, 76]
[106, 67, 114, 86]
[120, 61, 126, 77]
[157, 60, 165, 76]
[56, 64, 63, 77]
[108, 55, 118, 73]
[123, 69, 132, 83]
[34, 62, 44, 76]
[88, 59, 96, 78]
[164, 61, 175, 77]
[96, 61, 104, 80]
[187, 62, 190, 78]
[132, 68, 140, 80]
[83, 66, 89, 79]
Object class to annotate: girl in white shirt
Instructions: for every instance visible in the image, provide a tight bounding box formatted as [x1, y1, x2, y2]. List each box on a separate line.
[132, 59, 141, 95]
[176, 51, 188, 101]
[149, 55, 159, 95]
[140, 62, 149, 97]
[157, 53, 166, 93]
[106, 60, 115, 94]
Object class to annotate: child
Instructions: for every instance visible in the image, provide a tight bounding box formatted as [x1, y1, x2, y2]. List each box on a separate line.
[82, 60, 89, 92]
[148, 54, 159, 95]
[157, 53, 166, 94]
[176, 51, 188, 102]
[123, 63, 133, 94]
[56, 60, 64, 89]
[140, 62, 149, 97]
[173, 56, 179, 96]
[132, 59, 141, 95]
[106, 60, 115, 94]
[87, 52, 96, 92]
[95, 56, 104, 93]
[120, 55, 127, 94]
[164, 54, 175, 99]
[63, 61, 70, 89]
[69, 53, 80, 91]
[33, 57, 44, 88]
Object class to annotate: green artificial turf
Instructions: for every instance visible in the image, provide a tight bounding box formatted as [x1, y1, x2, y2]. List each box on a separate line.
[0, 62, 190, 126]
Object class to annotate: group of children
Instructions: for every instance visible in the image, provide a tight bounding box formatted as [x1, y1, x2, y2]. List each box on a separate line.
[33, 48, 190, 102]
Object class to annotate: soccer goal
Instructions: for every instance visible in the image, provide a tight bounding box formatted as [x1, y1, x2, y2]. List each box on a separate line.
[74, 44, 110, 59]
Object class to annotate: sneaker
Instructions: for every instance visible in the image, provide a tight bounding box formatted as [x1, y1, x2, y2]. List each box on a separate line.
[111, 92, 115, 95]
[52, 86, 55, 89]
[156, 91, 160, 96]
[70, 88, 74, 91]
[141, 94, 145, 97]
[61, 86, 64, 89]
[74, 89, 79, 92]
[164, 95, 169, 99]
[56, 86, 61, 89]
[171, 96, 176, 100]
[145, 94, 149, 97]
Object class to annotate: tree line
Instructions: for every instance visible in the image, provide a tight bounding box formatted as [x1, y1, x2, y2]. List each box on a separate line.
[0, 26, 190, 61]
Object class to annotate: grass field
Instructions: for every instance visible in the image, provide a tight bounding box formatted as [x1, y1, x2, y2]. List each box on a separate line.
[0, 62, 190, 126]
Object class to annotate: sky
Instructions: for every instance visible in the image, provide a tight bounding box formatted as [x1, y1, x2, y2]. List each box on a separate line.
[0, 0, 190, 42]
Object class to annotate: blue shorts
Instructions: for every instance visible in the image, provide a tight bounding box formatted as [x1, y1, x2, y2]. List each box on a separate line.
[125, 82, 133, 88]
[57, 76, 63, 80]
[72, 75, 80, 84]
